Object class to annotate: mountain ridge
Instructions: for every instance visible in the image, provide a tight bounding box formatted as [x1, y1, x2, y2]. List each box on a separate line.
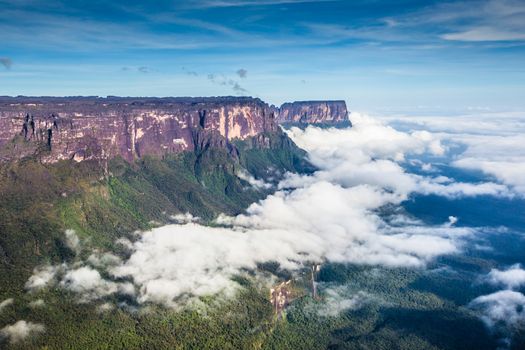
[0, 96, 349, 163]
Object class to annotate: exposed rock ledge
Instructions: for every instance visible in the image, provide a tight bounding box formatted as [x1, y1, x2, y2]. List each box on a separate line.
[277, 100, 350, 126]
[0, 96, 350, 163]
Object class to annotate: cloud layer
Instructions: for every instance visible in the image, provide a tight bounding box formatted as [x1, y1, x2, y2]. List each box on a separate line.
[380, 112, 525, 195]
[107, 114, 489, 306]
[470, 290, 525, 331]
[486, 264, 525, 289]
[0, 320, 44, 344]
[25, 113, 519, 308]
[283, 113, 510, 198]
[0, 298, 14, 313]
[470, 263, 525, 347]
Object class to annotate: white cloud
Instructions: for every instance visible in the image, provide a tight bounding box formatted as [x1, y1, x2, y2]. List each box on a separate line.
[60, 266, 118, 302]
[470, 259, 525, 348]
[25, 265, 62, 292]
[31, 112, 512, 308]
[453, 158, 525, 194]
[107, 113, 489, 307]
[28, 299, 45, 308]
[112, 181, 470, 306]
[237, 170, 272, 190]
[24, 259, 134, 303]
[378, 112, 525, 195]
[87, 251, 122, 268]
[65, 229, 80, 253]
[98, 303, 115, 313]
[442, 27, 525, 42]
[191, 0, 337, 8]
[397, 0, 525, 43]
[111, 223, 298, 306]
[421, 163, 434, 172]
[0, 298, 14, 313]
[283, 113, 509, 198]
[171, 213, 201, 224]
[486, 264, 525, 289]
[0, 320, 45, 344]
[317, 288, 372, 317]
[115, 237, 134, 250]
[470, 290, 525, 329]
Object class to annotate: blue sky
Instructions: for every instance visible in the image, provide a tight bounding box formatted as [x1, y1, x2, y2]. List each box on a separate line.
[1, 0, 524, 112]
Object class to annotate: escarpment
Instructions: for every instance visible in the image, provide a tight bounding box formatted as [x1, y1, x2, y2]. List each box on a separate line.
[277, 100, 350, 126]
[0, 97, 279, 163]
[0, 97, 350, 163]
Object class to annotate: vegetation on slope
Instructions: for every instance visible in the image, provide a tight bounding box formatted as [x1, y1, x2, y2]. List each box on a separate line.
[1, 131, 518, 349]
[0, 131, 309, 292]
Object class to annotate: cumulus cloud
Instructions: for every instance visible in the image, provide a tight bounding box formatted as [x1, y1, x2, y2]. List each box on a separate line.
[60, 266, 133, 302]
[87, 251, 122, 268]
[0, 298, 13, 313]
[110, 179, 471, 306]
[112, 221, 320, 305]
[0, 320, 44, 344]
[470, 290, 525, 330]
[65, 229, 80, 253]
[115, 237, 134, 250]
[28, 299, 45, 308]
[25, 265, 62, 291]
[486, 264, 525, 289]
[282, 113, 509, 198]
[98, 302, 115, 313]
[379, 112, 525, 195]
[471, 263, 525, 347]
[24, 260, 133, 303]
[453, 158, 525, 194]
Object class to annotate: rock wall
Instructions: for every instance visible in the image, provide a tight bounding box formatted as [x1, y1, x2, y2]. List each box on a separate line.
[277, 100, 349, 125]
[0, 97, 278, 163]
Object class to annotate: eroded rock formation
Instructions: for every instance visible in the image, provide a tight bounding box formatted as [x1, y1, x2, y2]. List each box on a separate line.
[0, 96, 350, 163]
[277, 100, 350, 126]
[0, 97, 278, 163]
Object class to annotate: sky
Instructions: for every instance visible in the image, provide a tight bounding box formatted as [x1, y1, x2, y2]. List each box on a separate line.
[1, 0, 525, 112]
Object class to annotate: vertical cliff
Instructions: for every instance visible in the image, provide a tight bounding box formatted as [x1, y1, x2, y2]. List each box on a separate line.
[277, 100, 350, 126]
[0, 97, 279, 163]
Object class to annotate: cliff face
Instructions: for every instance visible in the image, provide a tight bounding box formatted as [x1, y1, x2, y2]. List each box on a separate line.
[277, 100, 350, 126]
[0, 97, 278, 163]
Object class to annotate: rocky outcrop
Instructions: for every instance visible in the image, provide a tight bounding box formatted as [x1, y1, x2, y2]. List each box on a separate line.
[0, 97, 279, 163]
[277, 100, 350, 126]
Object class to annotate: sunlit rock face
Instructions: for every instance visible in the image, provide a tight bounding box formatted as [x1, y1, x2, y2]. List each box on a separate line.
[0, 97, 279, 162]
[277, 100, 350, 126]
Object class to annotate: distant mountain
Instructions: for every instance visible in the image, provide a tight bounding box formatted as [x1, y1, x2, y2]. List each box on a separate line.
[277, 100, 351, 128]
[0, 96, 350, 163]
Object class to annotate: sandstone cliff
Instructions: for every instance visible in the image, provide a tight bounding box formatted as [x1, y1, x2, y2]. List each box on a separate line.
[277, 100, 350, 126]
[0, 97, 278, 163]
